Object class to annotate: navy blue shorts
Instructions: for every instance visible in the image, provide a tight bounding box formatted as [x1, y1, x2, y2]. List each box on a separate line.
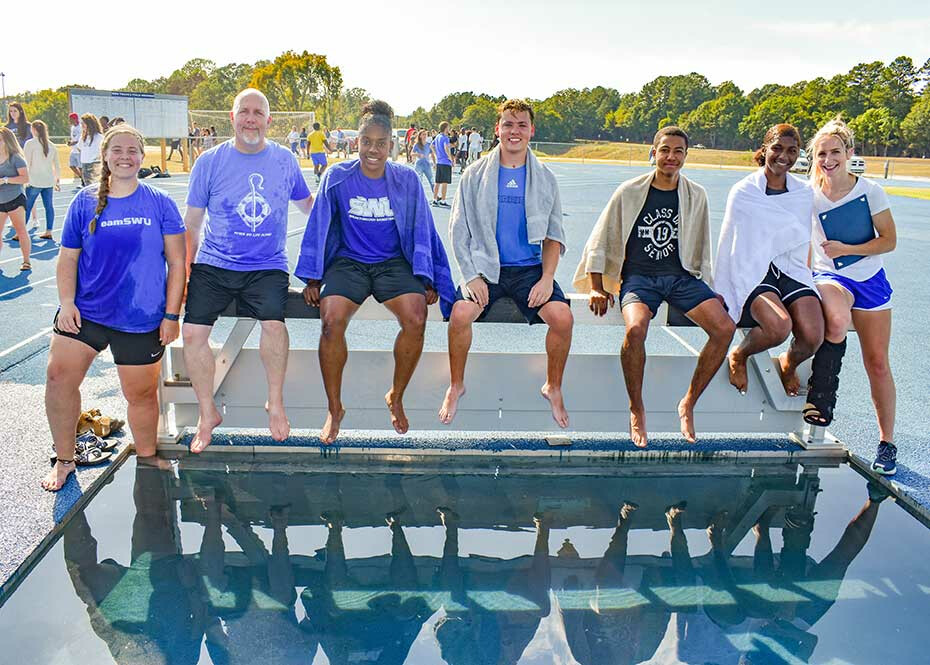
[455, 264, 569, 325]
[185, 264, 289, 326]
[620, 273, 716, 318]
[322, 256, 425, 305]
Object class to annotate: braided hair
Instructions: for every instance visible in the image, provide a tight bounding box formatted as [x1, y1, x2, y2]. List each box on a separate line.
[90, 125, 145, 234]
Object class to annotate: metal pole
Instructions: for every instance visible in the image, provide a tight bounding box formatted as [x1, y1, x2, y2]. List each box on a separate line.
[0, 73, 6, 119]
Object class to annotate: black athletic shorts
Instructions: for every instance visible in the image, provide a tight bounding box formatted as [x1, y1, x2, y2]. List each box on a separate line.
[739, 263, 818, 327]
[53, 312, 164, 365]
[435, 164, 452, 184]
[455, 264, 569, 325]
[321, 256, 426, 305]
[0, 194, 27, 213]
[620, 273, 717, 318]
[185, 263, 289, 326]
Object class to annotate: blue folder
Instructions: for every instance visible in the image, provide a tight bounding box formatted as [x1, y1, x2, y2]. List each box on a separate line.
[818, 195, 875, 270]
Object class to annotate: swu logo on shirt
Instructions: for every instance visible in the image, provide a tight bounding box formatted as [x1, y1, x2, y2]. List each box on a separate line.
[637, 207, 680, 260]
[236, 173, 272, 232]
[99, 217, 152, 228]
[348, 196, 394, 220]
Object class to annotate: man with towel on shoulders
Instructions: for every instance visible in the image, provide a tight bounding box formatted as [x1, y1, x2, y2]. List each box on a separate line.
[574, 126, 735, 448]
[716, 123, 823, 398]
[439, 99, 574, 428]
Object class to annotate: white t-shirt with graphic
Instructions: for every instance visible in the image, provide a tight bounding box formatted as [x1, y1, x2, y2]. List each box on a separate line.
[812, 176, 890, 281]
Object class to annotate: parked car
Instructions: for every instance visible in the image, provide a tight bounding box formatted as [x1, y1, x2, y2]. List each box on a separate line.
[328, 129, 358, 154]
[848, 154, 866, 175]
[790, 149, 811, 173]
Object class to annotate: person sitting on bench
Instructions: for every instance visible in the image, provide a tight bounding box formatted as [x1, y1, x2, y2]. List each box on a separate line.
[573, 126, 735, 447]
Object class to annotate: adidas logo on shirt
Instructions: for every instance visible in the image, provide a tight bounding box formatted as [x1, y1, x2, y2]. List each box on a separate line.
[506, 179, 519, 189]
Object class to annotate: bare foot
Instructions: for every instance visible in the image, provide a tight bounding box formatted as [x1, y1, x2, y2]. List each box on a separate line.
[190, 409, 223, 454]
[437, 506, 459, 527]
[136, 454, 174, 471]
[630, 409, 648, 448]
[385, 390, 409, 434]
[41, 460, 75, 491]
[727, 348, 748, 394]
[541, 383, 569, 428]
[266, 401, 290, 441]
[707, 510, 729, 549]
[665, 501, 687, 529]
[777, 352, 800, 396]
[619, 501, 639, 524]
[677, 398, 696, 443]
[439, 384, 466, 425]
[320, 407, 346, 445]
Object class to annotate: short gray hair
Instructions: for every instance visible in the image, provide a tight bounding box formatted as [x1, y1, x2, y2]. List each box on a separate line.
[232, 88, 270, 115]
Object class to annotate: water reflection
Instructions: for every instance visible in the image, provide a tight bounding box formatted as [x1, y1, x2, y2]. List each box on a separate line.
[57, 458, 894, 664]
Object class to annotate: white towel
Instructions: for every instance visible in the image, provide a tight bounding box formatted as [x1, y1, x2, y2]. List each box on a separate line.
[715, 169, 814, 323]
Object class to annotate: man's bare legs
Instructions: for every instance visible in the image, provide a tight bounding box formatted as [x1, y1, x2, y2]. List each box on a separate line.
[678, 298, 736, 442]
[621, 303, 652, 448]
[381, 293, 428, 435]
[318, 296, 360, 443]
[183, 323, 224, 453]
[537, 301, 574, 428]
[259, 320, 290, 441]
[438, 300, 482, 424]
[42, 335, 97, 491]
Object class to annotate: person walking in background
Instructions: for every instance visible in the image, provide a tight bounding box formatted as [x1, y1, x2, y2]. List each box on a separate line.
[457, 126, 469, 172]
[299, 126, 308, 158]
[41, 125, 187, 491]
[167, 136, 183, 162]
[0, 127, 32, 270]
[308, 122, 331, 182]
[201, 126, 215, 151]
[405, 123, 417, 162]
[99, 116, 110, 133]
[468, 127, 483, 163]
[24, 120, 60, 240]
[79, 114, 104, 186]
[411, 129, 435, 192]
[66, 112, 83, 187]
[287, 127, 300, 155]
[6, 102, 31, 147]
[431, 122, 454, 206]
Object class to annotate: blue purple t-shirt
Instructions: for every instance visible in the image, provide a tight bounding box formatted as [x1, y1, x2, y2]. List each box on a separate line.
[332, 170, 402, 263]
[496, 165, 540, 266]
[186, 140, 311, 272]
[434, 134, 452, 166]
[61, 183, 186, 332]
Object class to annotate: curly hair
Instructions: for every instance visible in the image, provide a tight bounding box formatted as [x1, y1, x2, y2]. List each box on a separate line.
[359, 100, 393, 135]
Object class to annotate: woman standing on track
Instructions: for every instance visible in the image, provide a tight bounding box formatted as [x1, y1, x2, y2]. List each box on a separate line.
[79, 113, 104, 186]
[42, 125, 187, 491]
[804, 117, 899, 476]
[0, 127, 32, 270]
[24, 120, 60, 240]
[5, 102, 30, 147]
[411, 129, 435, 191]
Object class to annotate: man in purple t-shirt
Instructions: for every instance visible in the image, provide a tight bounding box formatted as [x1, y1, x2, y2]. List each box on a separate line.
[431, 122, 454, 207]
[182, 88, 313, 453]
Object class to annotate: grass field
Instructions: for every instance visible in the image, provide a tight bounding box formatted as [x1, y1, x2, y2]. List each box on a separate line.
[884, 187, 930, 200]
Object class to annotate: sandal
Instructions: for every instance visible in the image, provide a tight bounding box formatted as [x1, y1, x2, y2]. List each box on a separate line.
[50, 433, 116, 464]
[77, 409, 125, 437]
[39, 232, 53, 240]
[20, 261, 31, 271]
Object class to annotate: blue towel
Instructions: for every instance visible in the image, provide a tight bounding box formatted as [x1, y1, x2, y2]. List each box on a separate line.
[818, 195, 875, 270]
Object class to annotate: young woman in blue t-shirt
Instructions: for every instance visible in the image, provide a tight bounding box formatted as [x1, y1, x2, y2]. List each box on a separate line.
[42, 125, 187, 491]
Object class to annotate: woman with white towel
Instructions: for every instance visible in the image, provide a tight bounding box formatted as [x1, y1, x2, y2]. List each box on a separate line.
[716, 123, 823, 398]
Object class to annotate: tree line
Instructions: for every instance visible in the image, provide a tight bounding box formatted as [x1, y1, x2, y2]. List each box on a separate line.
[7, 53, 930, 156]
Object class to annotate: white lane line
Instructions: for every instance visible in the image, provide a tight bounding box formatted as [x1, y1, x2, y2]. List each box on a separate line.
[0, 242, 61, 265]
[0, 326, 53, 358]
[662, 326, 700, 357]
[0, 275, 56, 298]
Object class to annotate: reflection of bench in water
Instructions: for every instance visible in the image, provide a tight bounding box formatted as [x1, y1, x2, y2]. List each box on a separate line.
[177, 458, 826, 555]
[158, 289, 839, 449]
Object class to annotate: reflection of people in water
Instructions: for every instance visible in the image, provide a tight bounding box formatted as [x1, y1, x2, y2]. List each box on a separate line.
[434, 512, 552, 665]
[195, 493, 317, 664]
[300, 509, 432, 665]
[62, 459, 207, 665]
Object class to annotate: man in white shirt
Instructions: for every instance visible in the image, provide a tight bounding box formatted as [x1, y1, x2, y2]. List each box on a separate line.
[468, 128, 483, 163]
[67, 113, 83, 187]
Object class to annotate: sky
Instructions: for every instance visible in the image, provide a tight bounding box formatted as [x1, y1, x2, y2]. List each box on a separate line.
[3, 0, 929, 114]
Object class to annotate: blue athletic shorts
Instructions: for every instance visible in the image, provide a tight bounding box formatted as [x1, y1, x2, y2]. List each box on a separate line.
[311, 152, 327, 167]
[619, 273, 716, 318]
[455, 264, 569, 325]
[814, 268, 893, 311]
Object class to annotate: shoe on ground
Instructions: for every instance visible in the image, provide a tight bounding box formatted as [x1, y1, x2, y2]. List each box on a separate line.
[872, 441, 897, 476]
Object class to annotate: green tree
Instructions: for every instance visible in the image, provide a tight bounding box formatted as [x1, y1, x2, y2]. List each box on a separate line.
[900, 96, 930, 155]
[461, 98, 499, 135]
[739, 94, 813, 144]
[850, 107, 899, 156]
[190, 63, 254, 109]
[679, 93, 750, 148]
[22, 89, 69, 136]
[250, 51, 342, 112]
[332, 87, 373, 129]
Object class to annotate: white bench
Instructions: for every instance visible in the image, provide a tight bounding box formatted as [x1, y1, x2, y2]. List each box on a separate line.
[157, 291, 838, 450]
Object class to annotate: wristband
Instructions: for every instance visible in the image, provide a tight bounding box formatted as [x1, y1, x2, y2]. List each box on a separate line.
[163, 313, 180, 321]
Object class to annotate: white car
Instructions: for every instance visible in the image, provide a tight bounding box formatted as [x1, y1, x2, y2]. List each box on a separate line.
[790, 149, 810, 173]
[848, 155, 866, 175]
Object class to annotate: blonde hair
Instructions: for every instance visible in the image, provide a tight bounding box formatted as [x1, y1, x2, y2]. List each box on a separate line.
[91, 125, 145, 234]
[808, 115, 855, 189]
[0, 127, 24, 159]
[81, 113, 102, 143]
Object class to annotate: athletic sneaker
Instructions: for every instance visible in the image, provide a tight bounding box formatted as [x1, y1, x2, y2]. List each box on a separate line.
[431, 200, 440, 207]
[438, 200, 450, 207]
[872, 441, 897, 476]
